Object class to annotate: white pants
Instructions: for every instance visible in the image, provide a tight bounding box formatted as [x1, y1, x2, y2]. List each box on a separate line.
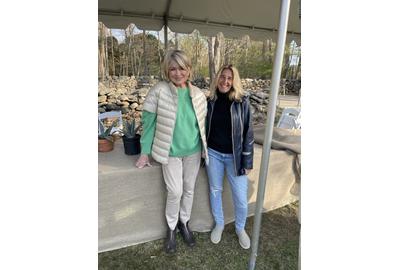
[162, 151, 201, 230]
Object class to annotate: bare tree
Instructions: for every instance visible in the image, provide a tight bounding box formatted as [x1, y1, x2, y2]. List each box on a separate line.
[192, 31, 199, 78]
[124, 28, 130, 76]
[109, 29, 115, 76]
[131, 28, 139, 76]
[261, 39, 268, 62]
[223, 38, 239, 65]
[157, 30, 163, 77]
[103, 25, 110, 77]
[207, 32, 224, 80]
[143, 30, 148, 76]
[283, 42, 296, 79]
[261, 38, 274, 65]
[207, 38, 215, 79]
[243, 35, 250, 65]
[98, 23, 106, 81]
[293, 51, 301, 80]
[175, 32, 179, 50]
[267, 39, 273, 64]
[131, 26, 136, 75]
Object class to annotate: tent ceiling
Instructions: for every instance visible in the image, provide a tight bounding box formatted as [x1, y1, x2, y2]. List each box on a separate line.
[98, 0, 301, 43]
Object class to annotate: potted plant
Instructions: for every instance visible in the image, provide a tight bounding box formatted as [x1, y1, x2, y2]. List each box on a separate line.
[122, 119, 142, 155]
[98, 119, 118, 152]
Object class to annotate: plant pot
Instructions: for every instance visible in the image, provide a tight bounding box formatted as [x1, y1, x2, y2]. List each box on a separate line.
[98, 138, 114, 152]
[122, 134, 141, 155]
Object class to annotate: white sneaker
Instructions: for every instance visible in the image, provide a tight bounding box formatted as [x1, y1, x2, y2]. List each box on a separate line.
[210, 225, 224, 244]
[236, 230, 251, 249]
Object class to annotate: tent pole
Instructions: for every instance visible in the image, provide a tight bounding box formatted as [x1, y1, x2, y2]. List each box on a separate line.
[248, 0, 291, 269]
[163, 0, 172, 52]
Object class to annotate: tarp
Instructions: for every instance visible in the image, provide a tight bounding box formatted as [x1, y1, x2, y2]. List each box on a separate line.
[98, 127, 300, 252]
[98, 0, 301, 43]
[254, 125, 301, 154]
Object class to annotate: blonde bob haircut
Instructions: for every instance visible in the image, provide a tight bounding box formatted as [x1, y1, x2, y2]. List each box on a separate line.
[209, 64, 245, 102]
[162, 49, 193, 81]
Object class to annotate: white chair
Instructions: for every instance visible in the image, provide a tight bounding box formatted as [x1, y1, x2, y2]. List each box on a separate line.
[98, 111, 123, 135]
[277, 108, 301, 129]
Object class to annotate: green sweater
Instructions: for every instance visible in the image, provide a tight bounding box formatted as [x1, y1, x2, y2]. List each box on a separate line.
[140, 87, 201, 157]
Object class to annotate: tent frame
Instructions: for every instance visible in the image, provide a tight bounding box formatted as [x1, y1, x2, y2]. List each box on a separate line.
[99, 8, 300, 36]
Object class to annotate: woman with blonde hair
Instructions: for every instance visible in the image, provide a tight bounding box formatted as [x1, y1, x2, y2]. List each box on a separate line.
[136, 50, 208, 254]
[206, 64, 254, 249]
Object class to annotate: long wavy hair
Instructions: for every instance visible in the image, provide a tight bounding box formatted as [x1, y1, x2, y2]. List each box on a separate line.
[162, 49, 193, 81]
[209, 64, 244, 102]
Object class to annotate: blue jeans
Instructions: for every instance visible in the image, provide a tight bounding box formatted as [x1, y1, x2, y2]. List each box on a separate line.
[206, 147, 248, 232]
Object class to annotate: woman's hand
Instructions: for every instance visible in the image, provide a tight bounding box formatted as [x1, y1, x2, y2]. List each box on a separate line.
[135, 154, 152, 168]
[245, 169, 252, 175]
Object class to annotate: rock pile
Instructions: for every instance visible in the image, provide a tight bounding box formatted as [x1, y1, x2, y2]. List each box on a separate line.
[241, 78, 271, 91]
[98, 76, 148, 123]
[192, 77, 210, 89]
[98, 76, 300, 126]
[283, 79, 301, 95]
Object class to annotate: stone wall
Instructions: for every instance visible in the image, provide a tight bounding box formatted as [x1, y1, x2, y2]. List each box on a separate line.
[98, 76, 300, 126]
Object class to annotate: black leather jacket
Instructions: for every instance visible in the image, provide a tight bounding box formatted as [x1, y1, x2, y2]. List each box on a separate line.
[206, 95, 254, 176]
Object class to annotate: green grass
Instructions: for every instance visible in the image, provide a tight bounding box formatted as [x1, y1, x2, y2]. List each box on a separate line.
[99, 202, 300, 270]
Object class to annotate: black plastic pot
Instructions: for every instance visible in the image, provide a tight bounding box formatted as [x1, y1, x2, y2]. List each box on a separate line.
[122, 134, 141, 155]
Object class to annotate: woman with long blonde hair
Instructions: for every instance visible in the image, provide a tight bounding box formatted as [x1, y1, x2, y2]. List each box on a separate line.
[206, 64, 254, 249]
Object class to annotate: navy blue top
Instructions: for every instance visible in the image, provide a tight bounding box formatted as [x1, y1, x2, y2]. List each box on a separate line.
[207, 90, 233, 154]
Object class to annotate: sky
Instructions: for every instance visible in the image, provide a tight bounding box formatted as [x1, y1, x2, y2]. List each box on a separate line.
[111, 25, 168, 44]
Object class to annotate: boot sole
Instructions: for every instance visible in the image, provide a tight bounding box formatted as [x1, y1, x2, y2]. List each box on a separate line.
[177, 228, 195, 247]
[239, 242, 250, 249]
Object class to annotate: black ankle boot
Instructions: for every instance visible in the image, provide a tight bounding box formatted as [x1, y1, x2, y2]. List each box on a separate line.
[177, 220, 195, 247]
[165, 227, 177, 254]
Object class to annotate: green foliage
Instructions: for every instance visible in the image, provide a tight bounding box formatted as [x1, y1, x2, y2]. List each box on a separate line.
[98, 119, 118, 141]
[179, 30, 209, 79]
[197, 65, 209, 78]
[107, 31, 162, 77]
[131, 33, 162, 76]
[122, 119, 142, 139]
[234, 40, 273, 78]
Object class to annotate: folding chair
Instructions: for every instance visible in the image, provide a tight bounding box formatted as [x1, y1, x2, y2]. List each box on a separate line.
[98, 111, 123, 135]
[277, 107, 301, 129]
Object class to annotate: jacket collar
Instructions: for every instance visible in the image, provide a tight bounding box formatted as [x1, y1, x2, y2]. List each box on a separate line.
[167, 80, 196, 98]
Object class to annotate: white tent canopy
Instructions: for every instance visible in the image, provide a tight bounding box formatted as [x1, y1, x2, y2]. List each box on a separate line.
[98, 0, 301, 43]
